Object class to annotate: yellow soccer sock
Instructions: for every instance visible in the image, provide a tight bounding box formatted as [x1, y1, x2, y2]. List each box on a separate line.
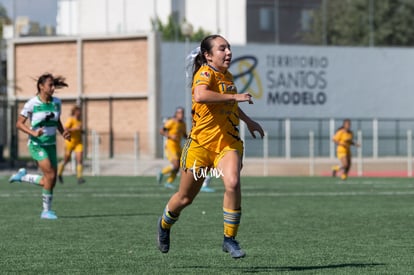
[166, 171, 177, 183]
[77, 164, 83, 179]
[332, 165, 339, 172]
[223, 208, 241, 238]
[161, 206, 179, 230]
[162, 165, 173, 175]
[57, 162, 64, 176]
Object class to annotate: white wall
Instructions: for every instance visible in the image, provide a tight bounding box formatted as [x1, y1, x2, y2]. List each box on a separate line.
[56, 0, 246, 43]
[56, 0, 78, 35]
[186, 0, 246, 44]
[56, 0, 176, 35]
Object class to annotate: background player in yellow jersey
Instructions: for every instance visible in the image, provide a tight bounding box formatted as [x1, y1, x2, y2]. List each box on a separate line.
[57, 105, 85, 184]
[156, 35, 264, 259]
[157, 107, 187, 188]
[332, 119, 359, 180]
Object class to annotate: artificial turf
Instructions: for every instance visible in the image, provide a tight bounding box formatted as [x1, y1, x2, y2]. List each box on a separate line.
[0, 175, 413, 274]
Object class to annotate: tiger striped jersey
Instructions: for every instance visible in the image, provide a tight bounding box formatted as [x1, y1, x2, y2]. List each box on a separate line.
[190, 64, 240, 153]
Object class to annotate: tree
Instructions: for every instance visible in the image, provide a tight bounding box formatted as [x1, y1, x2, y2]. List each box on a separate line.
[0, 3, 11, 39]
[151, 16, 210, 42]
[302, 0, 414, 46]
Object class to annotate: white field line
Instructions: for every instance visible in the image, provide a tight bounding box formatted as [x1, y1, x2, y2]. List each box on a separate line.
[93, 191, 414, 197]
[1, 190, 414, 198]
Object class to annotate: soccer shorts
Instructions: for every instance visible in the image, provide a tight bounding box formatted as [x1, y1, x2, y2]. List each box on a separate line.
[28, 143, 58, 168]
[180, 138, 243, 172]
[65, 142, 83, 154]
[337, 147, 351, 160]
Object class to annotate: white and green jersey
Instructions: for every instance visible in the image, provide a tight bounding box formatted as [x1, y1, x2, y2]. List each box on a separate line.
[21, 96, 62, 146]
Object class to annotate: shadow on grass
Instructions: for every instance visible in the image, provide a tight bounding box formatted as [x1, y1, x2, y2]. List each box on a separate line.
[181, 263, 385, 273]
[59, 213, 156, 219]
[247, 263, 385, 273]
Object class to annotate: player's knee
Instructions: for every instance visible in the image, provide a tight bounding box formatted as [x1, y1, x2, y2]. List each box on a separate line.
[41, 171, 56, 188]
[224, 176, 241, 193]
[45, 172, 56, 182]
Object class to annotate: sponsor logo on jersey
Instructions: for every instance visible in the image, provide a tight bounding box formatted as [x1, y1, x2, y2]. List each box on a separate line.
[200, 71, 210, 78]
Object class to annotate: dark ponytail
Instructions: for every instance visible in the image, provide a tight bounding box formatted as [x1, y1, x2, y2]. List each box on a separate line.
[192, 34, 223, 81]
[36, 73, 68, 94]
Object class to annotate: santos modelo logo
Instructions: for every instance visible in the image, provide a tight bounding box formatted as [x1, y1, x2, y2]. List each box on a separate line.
[266, 55, 328, 105]
[231, 56, 263, 100]
[231, 54, 329, 106]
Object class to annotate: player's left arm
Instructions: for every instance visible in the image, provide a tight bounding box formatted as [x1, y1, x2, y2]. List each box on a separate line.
[353, 142, 360, 147]
[350, 134, 360, 147]
[238, 107, 264, 139]
[58, 119, 71, 141]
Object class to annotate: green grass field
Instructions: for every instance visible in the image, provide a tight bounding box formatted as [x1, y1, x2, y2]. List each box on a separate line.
[0, 174, 413, 274]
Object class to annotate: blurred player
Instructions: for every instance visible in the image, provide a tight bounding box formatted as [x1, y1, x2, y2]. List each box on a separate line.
[157, 107, 187, 189]
[57, 105, 85, 184]
[156, 35, 264, 259]
[332, 119, 359, 181]
[200, 174, 215, 192]
[9, 73, 71, 219]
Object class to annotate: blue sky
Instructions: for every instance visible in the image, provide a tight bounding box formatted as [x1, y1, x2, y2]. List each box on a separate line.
[0, 0, 57, 26]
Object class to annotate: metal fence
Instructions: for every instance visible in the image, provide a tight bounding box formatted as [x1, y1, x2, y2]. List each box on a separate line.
[242, 118, 414, 158]
[85, 117, 414, 160]
[4, 117, 414, 169]
[0, 96, 6, 161]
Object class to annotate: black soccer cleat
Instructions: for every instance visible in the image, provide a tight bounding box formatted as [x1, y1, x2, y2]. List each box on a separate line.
[223, 236, 246, 259]
[157, 217, 170, 253]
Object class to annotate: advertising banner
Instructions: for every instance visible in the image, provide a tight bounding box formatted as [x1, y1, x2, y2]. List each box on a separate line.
[162, 43, 414, 119]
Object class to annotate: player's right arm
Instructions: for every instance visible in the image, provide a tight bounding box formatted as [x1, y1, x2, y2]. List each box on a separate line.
[64, 117, 81, 132]
[333, 130, 347, 147]
[16, 115, 43, 137]
[332, 130, 341, 144]
[193, 85, 252, 104]
[159, 126, 168, 137]
[160, 119, 176, 140]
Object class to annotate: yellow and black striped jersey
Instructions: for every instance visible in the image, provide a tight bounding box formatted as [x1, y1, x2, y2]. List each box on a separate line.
[190, 64, 240, 153]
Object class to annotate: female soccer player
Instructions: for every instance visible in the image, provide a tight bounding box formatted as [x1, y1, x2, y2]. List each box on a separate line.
[9, 73, 71, 219]
[156, 35, 264, 258]
[332, 119, 358, 180]
[57, 105, 85, 184]
[157, 107, 187, 189]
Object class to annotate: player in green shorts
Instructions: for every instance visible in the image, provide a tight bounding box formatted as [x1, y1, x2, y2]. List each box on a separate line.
[9, 73, 71, 220]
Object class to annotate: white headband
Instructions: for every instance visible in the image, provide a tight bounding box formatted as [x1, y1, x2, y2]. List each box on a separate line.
[185, 46, 201, 79]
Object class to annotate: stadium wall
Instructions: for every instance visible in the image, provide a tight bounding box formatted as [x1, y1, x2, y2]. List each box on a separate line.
[6, 37, 414, 169]
[161, 43, 414, 120]
[160, 43, 414, 160]
[7, 33, 162, 160]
